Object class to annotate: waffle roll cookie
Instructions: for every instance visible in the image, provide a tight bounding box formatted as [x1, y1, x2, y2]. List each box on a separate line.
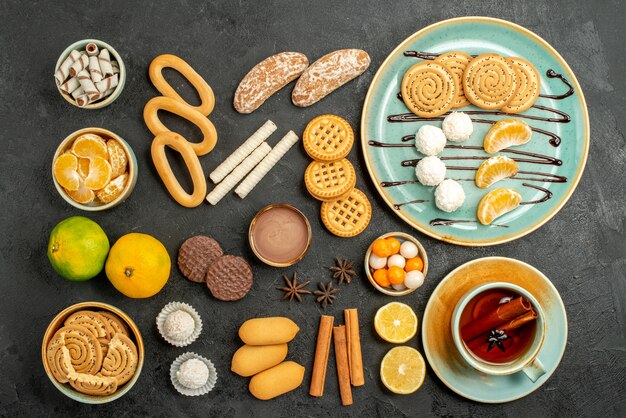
[209, 120, 277, 184]
[502, 57, 541, 113]
[401, 61, 457, 118]
[69, 53, 89, 78]
[463, 53, 518, 110]
[434, 51, 473, 108]
[234, 131, 299, 199]
[98, 48, 114, 77]
[55, 49, 81, 85]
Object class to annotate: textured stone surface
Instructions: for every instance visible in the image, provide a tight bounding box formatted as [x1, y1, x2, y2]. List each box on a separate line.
[1, 0, 625, 416]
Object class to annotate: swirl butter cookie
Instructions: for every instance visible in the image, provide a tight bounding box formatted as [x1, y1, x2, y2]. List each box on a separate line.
[502, 57, 540, 113]
[68, 372, 118, 396]
[463, 54, 517, 110]
[100, 333, 138, 386]
[434, 51, 473, 108]
[52, 325, 103, 375]
[401, 61, 457, 118]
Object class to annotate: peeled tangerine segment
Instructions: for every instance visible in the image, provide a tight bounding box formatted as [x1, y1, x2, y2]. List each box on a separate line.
[96, 173, 128, 203]
[85, 157, 112, 190]
[475, 155, 519, 188]
[53, 153, 81, 191]
[77, 158, 91, 179]
[483, 119, 532, 154]
[107, 139, 128, 178]
[65, 179, 95, 204]
[477, 188, 522, 225]
[71, 134, 109, 160]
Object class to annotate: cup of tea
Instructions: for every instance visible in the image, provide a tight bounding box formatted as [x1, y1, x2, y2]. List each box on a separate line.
[451, 282, 546, 382]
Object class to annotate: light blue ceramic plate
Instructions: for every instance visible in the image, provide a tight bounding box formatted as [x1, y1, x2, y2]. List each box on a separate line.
[361, 17, 589, 246]
[421, 257, 567, 403]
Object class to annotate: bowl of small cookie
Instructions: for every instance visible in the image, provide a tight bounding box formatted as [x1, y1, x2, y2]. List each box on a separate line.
[41, 302, 144, 404]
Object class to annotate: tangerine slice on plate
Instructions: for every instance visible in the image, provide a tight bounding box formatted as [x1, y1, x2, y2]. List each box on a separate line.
[380, 346, 426, 394]
[53, 153, 80, 191]
[107, 139, 128, 178]
[483, 119, 532, 154]
[71, 134, 109, 160]
[96, 173, 128, 203]
[374, 302, 418, 343]
[77, 158, 91, 179]
[65, 179, 95, 204]
[477, 188, 522, 225]
[475, 156, 519, 188]
[84, 157, 112, 190]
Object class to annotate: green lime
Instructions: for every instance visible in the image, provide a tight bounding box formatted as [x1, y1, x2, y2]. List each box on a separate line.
[47, 216, 110, 281]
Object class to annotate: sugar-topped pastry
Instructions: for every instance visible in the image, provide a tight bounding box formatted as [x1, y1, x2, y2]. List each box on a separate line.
[415, 125, 446, 156]
[435, 179, 466, 212]
[415, 156, 446, 186]
[442, 112, 473, 142]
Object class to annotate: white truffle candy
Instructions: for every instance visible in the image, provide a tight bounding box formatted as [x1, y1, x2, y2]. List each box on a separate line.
[163, 310, 195, 341]
[415, 125, 446, 156]
[435, 179, 466, 213]
[442, 112, 473, 142]
[177, 358, 209, 389]
[415, 156, 446, 186]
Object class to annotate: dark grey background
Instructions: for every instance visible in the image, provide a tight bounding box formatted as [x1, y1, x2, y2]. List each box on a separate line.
[1, 0, 624, 416]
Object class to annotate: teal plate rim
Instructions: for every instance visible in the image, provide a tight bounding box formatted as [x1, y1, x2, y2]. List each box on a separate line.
[360, 16, 590, 246]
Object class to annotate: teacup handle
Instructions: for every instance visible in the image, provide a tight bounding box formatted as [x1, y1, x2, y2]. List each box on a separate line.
[522, 357, 546, 382]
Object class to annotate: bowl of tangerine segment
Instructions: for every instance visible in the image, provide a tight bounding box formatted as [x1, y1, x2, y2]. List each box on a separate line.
[365, 232, 428, 296]
[52, 127, 137, 211]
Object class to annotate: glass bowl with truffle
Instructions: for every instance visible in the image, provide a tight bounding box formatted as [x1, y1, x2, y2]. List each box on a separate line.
[365, 232, 428, 296]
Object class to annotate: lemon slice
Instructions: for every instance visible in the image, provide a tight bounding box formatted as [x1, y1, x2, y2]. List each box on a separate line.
[477, 188, 522, 225]
[475, 155, 519, 188]
[380, 346, 426, 394]
[374, 302, 418, 343]
[483, 119, 532, 154]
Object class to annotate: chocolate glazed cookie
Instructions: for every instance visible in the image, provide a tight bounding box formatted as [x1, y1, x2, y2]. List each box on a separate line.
[178, 236, 224, 283]
[206, 255, 253, 301]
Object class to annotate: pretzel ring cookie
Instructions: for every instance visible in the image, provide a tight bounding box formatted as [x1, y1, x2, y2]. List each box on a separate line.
[434, 51, 473, 108]
[151, 132, 207, 208]
[463, 54, 517, 110]
[304, 158, 356, 201]
[502, 57, 541, 114]
[149, 54, 215, 116]
[144, 96, 217, 156]
[321, 187, 372, 237]
[401, 61, 457, 118]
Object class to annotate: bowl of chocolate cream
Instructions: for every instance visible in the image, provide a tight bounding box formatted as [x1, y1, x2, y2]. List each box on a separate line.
[249, 204, 312, 267]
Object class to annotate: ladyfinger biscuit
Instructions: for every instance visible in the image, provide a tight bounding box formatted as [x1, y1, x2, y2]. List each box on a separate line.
[231, 344, 288, 377]
[238, 317, 299, 345]
[249, 361, 305, 400]
[292, 49, 370, 107]
[235, 52, 309, 113]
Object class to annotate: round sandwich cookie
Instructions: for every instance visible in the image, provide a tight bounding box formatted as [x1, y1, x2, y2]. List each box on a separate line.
[178, 236, 224, 283]
[502, 57, 541, 114]
[321, 187, 372, 238]
[303, 114, 354, 161]
[304, 158, 356, 201]
[401, 61, 457, 118]
[205, 255, 253, 301]
[434, 51, 473, 108]
[463, 53, 517, 110]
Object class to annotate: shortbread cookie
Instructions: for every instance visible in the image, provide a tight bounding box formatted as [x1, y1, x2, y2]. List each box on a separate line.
[292, 49, 370, 107]
[53, 325, 103, 375]
[321, 188, 372, 238]
[502, 57, 540, 113]
[177, 236, 224, 283]
[234, 52, 309, 113]
[100, 333, 138, 386]
[304, 158, 356, 201]
[68, 372, 118, 396]
[463, 54, 517, 110]
[303, 115, 354, 161]
[401, 61, 457, 118]
[206, 255, 253, 301]
[434, 51, 473, 108]
[98, 311, 129, 337]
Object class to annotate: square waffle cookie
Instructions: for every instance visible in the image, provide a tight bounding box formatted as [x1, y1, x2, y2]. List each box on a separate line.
[304, 158, 356, 201]
[303, 114, 354, 161]
[321, 188, 371, 237]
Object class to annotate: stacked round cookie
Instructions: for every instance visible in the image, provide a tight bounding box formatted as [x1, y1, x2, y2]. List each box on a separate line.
[302, 115, 372, 238]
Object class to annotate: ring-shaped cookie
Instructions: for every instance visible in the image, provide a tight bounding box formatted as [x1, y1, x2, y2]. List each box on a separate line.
[151, 132, 207, 208]
[149, 54, 215, 116]
[144, 96, 217, 156]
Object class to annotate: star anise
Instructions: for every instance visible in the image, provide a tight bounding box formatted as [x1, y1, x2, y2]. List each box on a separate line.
[314, 281, 339, 308]
[329, 258, 356, 285]
[277, 273, 311, 302]
[486, 329, 508, 352]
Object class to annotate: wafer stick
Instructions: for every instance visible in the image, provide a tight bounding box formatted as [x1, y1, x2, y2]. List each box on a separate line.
[209, 120, 276, 183]
[89, 55, 103, 83]
[234, 130, 299, 199]
[96, 74, 118, 94]
[76, 70, 98, 98]
[71, 86, 85, 100]
[55, 49, 81, 85]
[98, 49, 114, 77]
[60, 77, 80, 94]
[310, 315, 334, 397]
[69, 53, 89, 77]
[333, 326, 352, 406]
[206, 143, 271, 205]
[344, 309, 364, 387]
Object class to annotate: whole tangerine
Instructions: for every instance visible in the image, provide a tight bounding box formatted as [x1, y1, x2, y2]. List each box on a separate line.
[372, 239, 392, 258]
[373, 268, 391, 287]
[386, 237, 401, 255]
[388, 266, 405, 285]
[405, 256, 424, 272]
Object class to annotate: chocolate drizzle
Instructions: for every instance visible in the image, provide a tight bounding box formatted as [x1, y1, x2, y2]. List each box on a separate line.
[429, 218, 509, 228]
[393, 199, 429, 210]
[519, 183, 553, 205]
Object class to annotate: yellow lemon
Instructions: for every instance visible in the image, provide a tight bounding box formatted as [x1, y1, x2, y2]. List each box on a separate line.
[380, 346, 426, 394]
[374, 302, 418, 343]
[105, 233, 170, 298]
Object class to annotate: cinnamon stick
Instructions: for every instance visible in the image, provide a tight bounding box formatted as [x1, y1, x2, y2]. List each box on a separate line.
[333, 326, 352, 406]
[461, 297, 533, 342]
[309, 315, 334, 397]
[344, 309, 364, 387]
[467, 310, 538, 352]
